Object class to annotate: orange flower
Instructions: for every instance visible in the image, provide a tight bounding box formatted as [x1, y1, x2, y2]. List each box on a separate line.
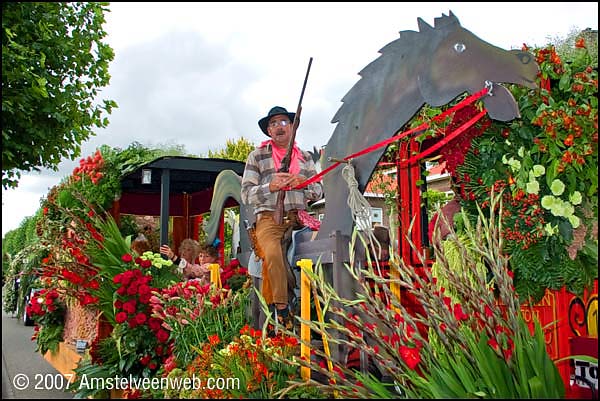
[575, 37, 586, 48]
[563, 134, 574, 146]
[208, 334, 220, 346]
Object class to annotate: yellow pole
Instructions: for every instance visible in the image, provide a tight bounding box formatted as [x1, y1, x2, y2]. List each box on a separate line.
[312, 278, 335, 383]
[389, 256, 401, 312]
[209, 263, 221, 289]
[298, 259, 337, 394]
[297, 258, 312, 381]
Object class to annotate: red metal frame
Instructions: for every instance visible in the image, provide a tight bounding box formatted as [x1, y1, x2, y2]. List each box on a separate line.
[397, 139, 428, 267]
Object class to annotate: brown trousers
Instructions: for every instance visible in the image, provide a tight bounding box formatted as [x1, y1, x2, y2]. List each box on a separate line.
[255, 212, 294, 306]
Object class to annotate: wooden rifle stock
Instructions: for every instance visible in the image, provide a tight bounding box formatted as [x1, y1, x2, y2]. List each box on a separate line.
[273, 57, 313, 225]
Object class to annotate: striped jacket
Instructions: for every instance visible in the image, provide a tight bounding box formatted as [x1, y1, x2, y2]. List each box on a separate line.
[241, 143, 323, 215]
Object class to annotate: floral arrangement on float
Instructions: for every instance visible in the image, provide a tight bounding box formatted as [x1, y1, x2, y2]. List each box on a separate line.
[158, 325, 323, 399]
[27, 288, 66, 354]
[452, 39, 597, 302]
[404, 38, 598, 302]
[282, 192, 566, 398]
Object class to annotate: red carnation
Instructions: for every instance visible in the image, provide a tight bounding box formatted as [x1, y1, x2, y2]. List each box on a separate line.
[134, 312, 147, 325]
[156, 329, 170, 343]
[140, 355, 151, 366]
[115, 312, 128, 324]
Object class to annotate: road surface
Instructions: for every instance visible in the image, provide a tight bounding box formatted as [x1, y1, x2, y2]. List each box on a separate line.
[2, 306, 74, 399]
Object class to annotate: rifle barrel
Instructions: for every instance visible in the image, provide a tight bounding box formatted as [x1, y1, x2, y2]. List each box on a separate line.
[274, 57, 313, 225]
[294, 57, 313, 122]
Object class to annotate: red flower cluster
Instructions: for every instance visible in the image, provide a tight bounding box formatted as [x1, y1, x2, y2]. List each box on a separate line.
[487, 325, 515, 361]
[26, 289, 61, 317]
[439, 105, 491, 178]
[39, 211, 105, 307]
[535, 45, 564, 74]
[220, 258, 248, 290]
[113, 264, 159, 331]
[111, 257, 175, 374]
[72, 149, 105, 185]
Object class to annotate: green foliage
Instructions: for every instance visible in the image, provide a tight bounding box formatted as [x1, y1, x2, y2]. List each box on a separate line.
[35, 322, 65, 355]
[2, 2, 117, 189]
[423, 188, 454, 219]
[206, 137, 256, 161]
[2, 256, 19, 314]
[118, 215, 140, 239]
[2, 224, 27, 277]
[419, 317, 564, 398]
[2, 243, 48, 318]
[71, 357, 112, 399]
[2, 215, 40, 272]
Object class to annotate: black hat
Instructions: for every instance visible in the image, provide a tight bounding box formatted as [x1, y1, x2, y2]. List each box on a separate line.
[258, 106, 295, 136]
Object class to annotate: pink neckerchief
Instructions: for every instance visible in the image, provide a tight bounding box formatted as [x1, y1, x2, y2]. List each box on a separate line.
[260, 139, 304, 175]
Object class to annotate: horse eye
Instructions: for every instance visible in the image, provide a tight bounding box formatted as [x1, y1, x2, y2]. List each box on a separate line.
[454, 43, 466, 53]
[517, 53, 532, 64]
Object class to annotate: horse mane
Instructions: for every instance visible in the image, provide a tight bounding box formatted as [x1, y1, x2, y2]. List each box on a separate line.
[331, 12, 459, 125]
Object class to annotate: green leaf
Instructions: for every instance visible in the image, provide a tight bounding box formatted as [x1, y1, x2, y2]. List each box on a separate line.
[546, 159, 559, 187]
[558, 73, 571, 91]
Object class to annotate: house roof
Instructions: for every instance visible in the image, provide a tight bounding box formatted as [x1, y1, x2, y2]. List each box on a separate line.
[365, 161, 448, 196]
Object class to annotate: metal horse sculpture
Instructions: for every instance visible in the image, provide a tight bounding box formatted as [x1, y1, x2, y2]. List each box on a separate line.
[318, 12, 537, 240]
[206, 11, 538, 272]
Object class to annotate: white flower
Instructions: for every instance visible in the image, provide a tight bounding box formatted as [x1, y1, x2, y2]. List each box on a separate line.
[569, 191, 582, 205]
[549, 199, 567, 217]
[544, 223, 558, 236]
[568, 215, 581, 229]
[547, 198, 574, 218]
[541, 195, 557, 210]
[507, 158, 521, 172]
[562, 202, 575, 218]
[550, 179, 565, 196]
[218, 348, 231, 356]
[526, 180, 540, 195]
[532, 165, 545, 177]
[518, 146, 525, 158]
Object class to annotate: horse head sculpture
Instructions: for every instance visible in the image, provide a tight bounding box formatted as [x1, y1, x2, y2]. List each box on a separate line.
[206, 11, 539, 256]
[317, 11, 538, 239]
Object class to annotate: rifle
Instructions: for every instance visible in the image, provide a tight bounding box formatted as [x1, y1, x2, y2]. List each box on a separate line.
[273, 57, 313, 225]
[244, 219, 264, 261]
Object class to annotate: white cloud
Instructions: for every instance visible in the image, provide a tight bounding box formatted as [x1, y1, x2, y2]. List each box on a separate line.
[2, 2, 597, 236]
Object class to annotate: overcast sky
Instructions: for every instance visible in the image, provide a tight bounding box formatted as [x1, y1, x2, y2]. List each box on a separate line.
[2, 2, 598, 236]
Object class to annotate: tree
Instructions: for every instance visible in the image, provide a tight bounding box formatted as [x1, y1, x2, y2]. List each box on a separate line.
[2, 2, 117, 189]
[206, 137, 256, 162]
